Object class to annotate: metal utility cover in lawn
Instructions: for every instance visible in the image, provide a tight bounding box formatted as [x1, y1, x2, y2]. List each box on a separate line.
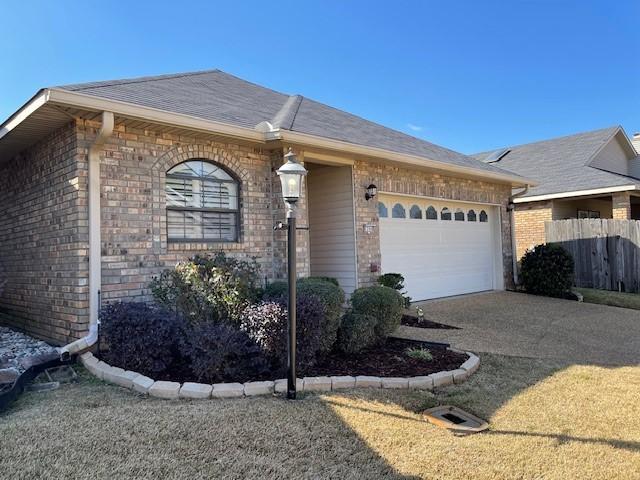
[423, 405, 489, 435]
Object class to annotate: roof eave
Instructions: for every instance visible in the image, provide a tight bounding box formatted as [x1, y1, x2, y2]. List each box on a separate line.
[1, 88, 536, 187]
[272, 128, 534, 187]
[512, 185, 639, 203]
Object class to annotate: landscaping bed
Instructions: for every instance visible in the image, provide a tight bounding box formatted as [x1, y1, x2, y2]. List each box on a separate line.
[401, 314, 460, 330]
[304, 338, 467, 377]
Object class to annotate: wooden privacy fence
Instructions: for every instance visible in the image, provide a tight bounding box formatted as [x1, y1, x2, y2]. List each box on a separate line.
[545, 219, 640, 293]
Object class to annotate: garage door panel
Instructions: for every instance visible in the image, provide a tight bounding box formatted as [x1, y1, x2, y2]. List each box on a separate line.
[379, 196, 498, 301]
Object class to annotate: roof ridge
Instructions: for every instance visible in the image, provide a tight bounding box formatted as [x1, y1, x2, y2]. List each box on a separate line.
[271, 95, 303, 130]
[58, 69, 222, 91]
[474, 126, 620, 156]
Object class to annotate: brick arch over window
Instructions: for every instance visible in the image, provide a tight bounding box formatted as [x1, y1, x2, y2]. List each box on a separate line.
[151, 145, 250, 252]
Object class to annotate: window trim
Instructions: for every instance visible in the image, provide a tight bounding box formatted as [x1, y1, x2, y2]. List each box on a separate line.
[165, 159, 241, 243]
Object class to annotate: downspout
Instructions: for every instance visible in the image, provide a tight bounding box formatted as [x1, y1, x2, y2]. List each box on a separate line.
[508, 185, 529, 287]
[58, 111, 114, 358]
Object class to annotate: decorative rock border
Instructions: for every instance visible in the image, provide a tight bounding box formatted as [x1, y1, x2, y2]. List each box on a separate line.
[79, 350, 480, 400]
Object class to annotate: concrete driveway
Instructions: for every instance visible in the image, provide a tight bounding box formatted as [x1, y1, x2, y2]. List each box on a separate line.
[395, 291, 640, 365]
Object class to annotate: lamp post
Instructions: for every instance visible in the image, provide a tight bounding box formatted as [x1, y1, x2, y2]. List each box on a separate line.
[276, 148, 308, 399]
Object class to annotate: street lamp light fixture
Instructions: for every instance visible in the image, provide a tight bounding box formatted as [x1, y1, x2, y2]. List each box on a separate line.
[277, 148, 307, 204]
[276, 148, 308, 400]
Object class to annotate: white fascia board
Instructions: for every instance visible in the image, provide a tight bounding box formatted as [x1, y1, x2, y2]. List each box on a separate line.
[48, 88, 266, 143]
[0, 90, 49, 141]
[274, 129, 535, 187]
[512, 185, 639, 203]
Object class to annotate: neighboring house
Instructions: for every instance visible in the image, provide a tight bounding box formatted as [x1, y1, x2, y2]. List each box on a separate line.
[0, 70, 529, 345]
[474, 127, 640, 259]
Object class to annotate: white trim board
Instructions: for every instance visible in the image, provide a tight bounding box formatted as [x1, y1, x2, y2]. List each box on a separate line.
[512, 185, 638, 203]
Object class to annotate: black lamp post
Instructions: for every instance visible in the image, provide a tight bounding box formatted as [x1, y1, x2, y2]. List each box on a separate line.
[276, 148, 308, 399]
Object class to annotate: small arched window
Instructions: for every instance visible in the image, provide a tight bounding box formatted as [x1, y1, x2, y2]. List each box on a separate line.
[454, 208, 465, 221]
[378, 202, 388, 218]
[166, 159, 239, 241]
[467, 209, 477, 222]
[441, 207, 452, 221]
[409, 205, 422, 219]
[392, 203, 406, 218]
[479, 210, 488, 223]
[426, 206, 438, 220]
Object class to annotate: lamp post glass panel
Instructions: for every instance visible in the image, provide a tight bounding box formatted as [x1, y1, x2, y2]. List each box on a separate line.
[276, 149, 307, 399]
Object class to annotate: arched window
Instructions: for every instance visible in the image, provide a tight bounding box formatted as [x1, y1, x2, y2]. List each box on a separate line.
[454, 208, 465, 221]
[409, 205, 422, 219]
[166, 160, 239, 241]
[467, 209, 477, 222]
[426, 206, 438, 220]
[441, 207, 452, 221]
[378, 202, 388, 218]
[392, 203, 406, 218]
[479, 210, 488, 223]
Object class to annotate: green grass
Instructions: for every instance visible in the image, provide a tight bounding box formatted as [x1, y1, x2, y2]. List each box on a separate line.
[1, 355, 639, 479]
[576, 288, 640, 310]
[404, 347, 433, 361]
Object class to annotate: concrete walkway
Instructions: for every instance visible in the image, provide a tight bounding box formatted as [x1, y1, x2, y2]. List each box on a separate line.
[395, 291, 640, 365]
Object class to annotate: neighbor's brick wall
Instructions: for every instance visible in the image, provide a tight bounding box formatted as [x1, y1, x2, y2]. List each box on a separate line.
[353, 160, 515, 288]
[0, 122, 89, 344]
[513, 201, 553, 259]
[78, 120, 307, 307]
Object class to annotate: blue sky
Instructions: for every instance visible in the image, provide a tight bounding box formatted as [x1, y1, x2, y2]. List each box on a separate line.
[2, 0, 638, 154]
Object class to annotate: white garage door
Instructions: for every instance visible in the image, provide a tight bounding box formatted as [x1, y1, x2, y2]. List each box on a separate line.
[379, 195, 502, 301]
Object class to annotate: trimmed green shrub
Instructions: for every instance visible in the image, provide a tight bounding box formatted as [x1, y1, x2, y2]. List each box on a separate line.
[179, 322, 269, 383]
[263, 280, 289, 300]
[350, 285, 403, 341]
[377, 273, 411, 308]
[336, 310, 377, 354]
[377, 273, 405, 290]
[240, 293, 324, 371]
[520, 244, 574, 297]
[150, 251, 261, 324]
[100, 302, 184, 378]
[297, 277, 345, 353]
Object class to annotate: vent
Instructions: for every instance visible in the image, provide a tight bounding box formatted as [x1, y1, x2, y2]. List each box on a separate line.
[482, 148, 510, 163]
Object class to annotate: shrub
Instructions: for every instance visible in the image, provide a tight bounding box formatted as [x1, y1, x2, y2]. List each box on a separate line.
[405, 347, 433, 362]
[263, 280, 289, 300]
[99, 302, 184, 378]
[520, 244, 574, 297]
[297, 278, 345, 353]
[336, 310, 377, 354]
[240, 293, 324, 371]
[377, 273, 411, 308]
[179, 322, 269, 383]
[150, 251, 261, 324]
[350, 286, 403, 341]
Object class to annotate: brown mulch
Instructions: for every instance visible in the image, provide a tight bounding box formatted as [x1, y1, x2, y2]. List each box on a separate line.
[304, 338, 468, 377]
[401, 314, 460, 330]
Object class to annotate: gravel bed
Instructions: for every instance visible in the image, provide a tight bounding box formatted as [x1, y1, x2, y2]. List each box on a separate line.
[0, 326, 56, 375]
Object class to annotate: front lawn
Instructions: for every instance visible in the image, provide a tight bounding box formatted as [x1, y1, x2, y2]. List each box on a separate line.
[576, 288, 640, 311]
[1, 354, 638, 479]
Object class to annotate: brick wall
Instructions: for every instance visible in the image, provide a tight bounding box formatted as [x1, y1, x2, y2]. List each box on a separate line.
[513, 201, 553, 259]
[0, 122, 89, 344]
[352, 160, 514, 288]
[612, 192, 632, 219]
[79, 120, 301, 306]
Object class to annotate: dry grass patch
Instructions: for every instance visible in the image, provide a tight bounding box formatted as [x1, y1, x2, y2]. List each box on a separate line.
[1, 355, 639, 479]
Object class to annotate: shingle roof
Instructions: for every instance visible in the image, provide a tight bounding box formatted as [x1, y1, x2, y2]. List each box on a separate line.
[472, 127, 640, 198]
[56, 69, 518, 178]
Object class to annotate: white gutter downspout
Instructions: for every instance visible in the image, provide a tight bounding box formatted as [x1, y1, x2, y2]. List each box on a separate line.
[58, 111, 114, 358]
[508, 185, 530, 287]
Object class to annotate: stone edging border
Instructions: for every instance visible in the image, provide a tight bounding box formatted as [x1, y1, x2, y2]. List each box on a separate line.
[79, 350, 480, 400]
